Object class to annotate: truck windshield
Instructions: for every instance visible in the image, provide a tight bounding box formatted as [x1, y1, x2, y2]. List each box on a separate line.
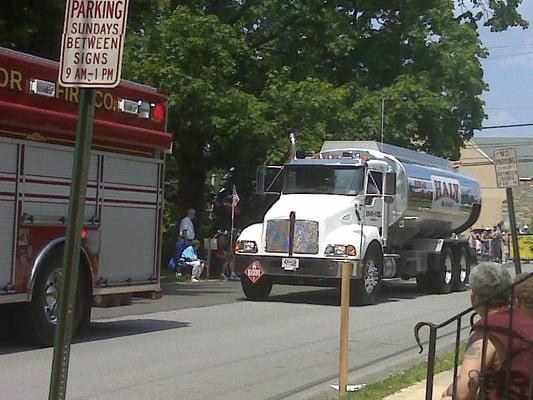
[283, 165, 364, 195]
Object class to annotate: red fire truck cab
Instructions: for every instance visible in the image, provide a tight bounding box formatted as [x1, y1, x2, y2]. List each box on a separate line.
[0, 47, 172, 345]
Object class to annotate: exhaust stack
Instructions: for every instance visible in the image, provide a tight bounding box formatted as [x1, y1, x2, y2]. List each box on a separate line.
[289, 132, 297, 161]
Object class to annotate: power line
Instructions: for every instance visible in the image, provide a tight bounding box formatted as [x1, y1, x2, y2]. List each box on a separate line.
[485, 106, 533, 110]
[460, 155, 533, 161]
[465, 140, 533, 147]
[483, 51, 533, 61]
[480, 123, 533, 130]
[486, 42, 533, 49]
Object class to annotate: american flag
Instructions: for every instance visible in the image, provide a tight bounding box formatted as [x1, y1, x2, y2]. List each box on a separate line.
[231, 185, 240, 208]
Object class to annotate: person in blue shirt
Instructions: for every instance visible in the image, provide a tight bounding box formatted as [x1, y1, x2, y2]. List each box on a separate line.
[180, 240, 205, 282]
[168, 233, 189, 276]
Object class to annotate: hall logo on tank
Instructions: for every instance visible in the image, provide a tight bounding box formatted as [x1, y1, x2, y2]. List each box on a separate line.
[432, 176, 461, 209]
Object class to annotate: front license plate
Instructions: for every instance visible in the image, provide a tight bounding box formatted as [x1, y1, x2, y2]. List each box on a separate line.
[282, 257, 299, 271]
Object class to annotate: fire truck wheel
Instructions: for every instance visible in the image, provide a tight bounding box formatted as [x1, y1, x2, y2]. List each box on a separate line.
[241, 275, 273, 300]
[27, 253, 90, 347]
[452, 245, 470, 292]
[351, 243, 382, 306]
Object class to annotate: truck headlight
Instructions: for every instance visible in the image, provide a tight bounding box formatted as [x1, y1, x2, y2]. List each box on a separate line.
[325, 244, 357, 257]
[235, 240, 258, 253]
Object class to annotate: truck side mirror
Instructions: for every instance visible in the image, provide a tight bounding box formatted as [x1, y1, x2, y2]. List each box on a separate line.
[355, 208, 362, 222]
[256, 167, 265, 194]
[385, 173, 396, 196]
[256, 165, 284, 195]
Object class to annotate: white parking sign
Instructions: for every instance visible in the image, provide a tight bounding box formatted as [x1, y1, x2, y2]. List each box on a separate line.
[59, 0, 130, 88]
[493, 148, 519, 188]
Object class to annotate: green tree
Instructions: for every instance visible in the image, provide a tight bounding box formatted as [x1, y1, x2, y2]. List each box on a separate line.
[123, 5, 276, 223]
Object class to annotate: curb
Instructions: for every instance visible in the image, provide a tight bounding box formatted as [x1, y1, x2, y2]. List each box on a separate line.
[383, 370, 453, 399]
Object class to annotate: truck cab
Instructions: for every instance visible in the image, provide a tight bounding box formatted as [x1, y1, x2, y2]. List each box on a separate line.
[235, 153, 393, 305]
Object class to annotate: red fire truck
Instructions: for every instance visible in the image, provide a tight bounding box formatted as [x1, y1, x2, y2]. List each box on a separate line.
[0, 47, 171, 345]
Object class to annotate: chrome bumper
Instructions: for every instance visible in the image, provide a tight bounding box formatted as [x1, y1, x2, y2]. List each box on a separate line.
[235, 255, 364, 281]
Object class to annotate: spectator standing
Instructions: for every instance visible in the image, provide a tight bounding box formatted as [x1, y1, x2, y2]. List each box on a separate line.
[475, 232, 483, 256]
[215, 233, 239, 281]
[441, 262, 532, 400]
[468, 230, 476, 252]
[481, 228, 491, 260]
[180, 240, 205, 282]
[491, 225, 502, 262]
[501, 230, 509, 264]
[179, 208, 196, 240]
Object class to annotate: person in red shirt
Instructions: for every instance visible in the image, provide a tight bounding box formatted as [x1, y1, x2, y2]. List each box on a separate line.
[515, 273, 533, 319]
[215, 232, 239, 281]
[441, 263, 532, 400]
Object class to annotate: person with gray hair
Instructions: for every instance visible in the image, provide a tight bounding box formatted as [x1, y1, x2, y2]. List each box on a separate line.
[179, 208, 196, 241]
[442, 262, 532, 400]
[468, 261, 511, 309]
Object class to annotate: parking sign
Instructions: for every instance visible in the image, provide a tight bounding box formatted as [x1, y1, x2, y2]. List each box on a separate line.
[58, 0, 130, 88]
[493, 148, 519, 188]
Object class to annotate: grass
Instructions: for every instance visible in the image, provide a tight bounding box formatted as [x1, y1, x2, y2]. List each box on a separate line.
[343, 345, 466, 400]
[160, 266, 189, 283]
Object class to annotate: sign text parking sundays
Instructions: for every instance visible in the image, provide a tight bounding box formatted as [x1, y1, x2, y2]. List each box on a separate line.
[59, 0, 129, 88]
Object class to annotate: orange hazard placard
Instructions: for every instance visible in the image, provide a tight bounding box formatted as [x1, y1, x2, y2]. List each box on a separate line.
[244, 261, 264, 283]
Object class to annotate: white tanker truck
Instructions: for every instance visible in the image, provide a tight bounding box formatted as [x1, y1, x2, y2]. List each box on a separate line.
[234, 141, 481, 305]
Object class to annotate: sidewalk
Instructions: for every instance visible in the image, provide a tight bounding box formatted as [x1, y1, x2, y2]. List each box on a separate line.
[383, 370, 452, 400]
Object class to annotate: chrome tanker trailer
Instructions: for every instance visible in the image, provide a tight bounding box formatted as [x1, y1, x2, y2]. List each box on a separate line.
[234, 141, 481, 305]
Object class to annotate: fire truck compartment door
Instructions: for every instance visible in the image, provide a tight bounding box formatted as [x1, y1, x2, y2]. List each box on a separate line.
[0, 141, 17, 289]
[98, 155, 159, 284]
[22, 144, 98, 221]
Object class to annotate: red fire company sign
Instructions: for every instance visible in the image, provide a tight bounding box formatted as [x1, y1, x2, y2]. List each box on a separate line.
[59, 0, 130, 88]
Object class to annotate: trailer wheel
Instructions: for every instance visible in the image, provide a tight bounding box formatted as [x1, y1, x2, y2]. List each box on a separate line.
[27, 253, 91, 346]
[241, 275, 273, 300]
[351, 243, 382, 306]
[417, 246, 454, 294]
[453, 246, 470, 292]
[416, 273, 434, 294]
[433, 246, 454, 294]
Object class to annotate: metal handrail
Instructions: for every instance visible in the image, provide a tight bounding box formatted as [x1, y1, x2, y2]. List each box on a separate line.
[414, 272, 533, 400]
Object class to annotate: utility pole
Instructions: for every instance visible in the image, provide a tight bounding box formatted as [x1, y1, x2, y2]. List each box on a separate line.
[380, 98, 386, 144]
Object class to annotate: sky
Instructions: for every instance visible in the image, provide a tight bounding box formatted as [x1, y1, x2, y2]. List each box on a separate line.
[476, 1, 533, 138]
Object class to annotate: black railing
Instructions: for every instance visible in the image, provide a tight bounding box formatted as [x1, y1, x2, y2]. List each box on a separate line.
[414, 272, 532, 400]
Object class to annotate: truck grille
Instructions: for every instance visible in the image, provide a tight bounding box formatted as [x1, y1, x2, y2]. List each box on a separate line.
[265, 219, 319, 254]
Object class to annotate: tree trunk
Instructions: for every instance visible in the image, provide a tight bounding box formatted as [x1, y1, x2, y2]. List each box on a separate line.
[174, 141, 207, 234]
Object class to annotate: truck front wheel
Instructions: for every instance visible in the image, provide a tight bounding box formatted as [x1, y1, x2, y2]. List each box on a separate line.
[241, 275, 273, 300]
[351, 243, 382, 306]
[27, 253, 91, 346]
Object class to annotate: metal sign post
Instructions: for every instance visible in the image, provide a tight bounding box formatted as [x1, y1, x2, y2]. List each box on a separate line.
[48, 88, 96, 400]
[505, 188, 521, 274]
[50, 1, 129, 398]
[493, 148, 521, 274]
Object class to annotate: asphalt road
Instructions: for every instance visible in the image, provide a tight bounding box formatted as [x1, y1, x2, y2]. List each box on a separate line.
[1, 263, 531, 400]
